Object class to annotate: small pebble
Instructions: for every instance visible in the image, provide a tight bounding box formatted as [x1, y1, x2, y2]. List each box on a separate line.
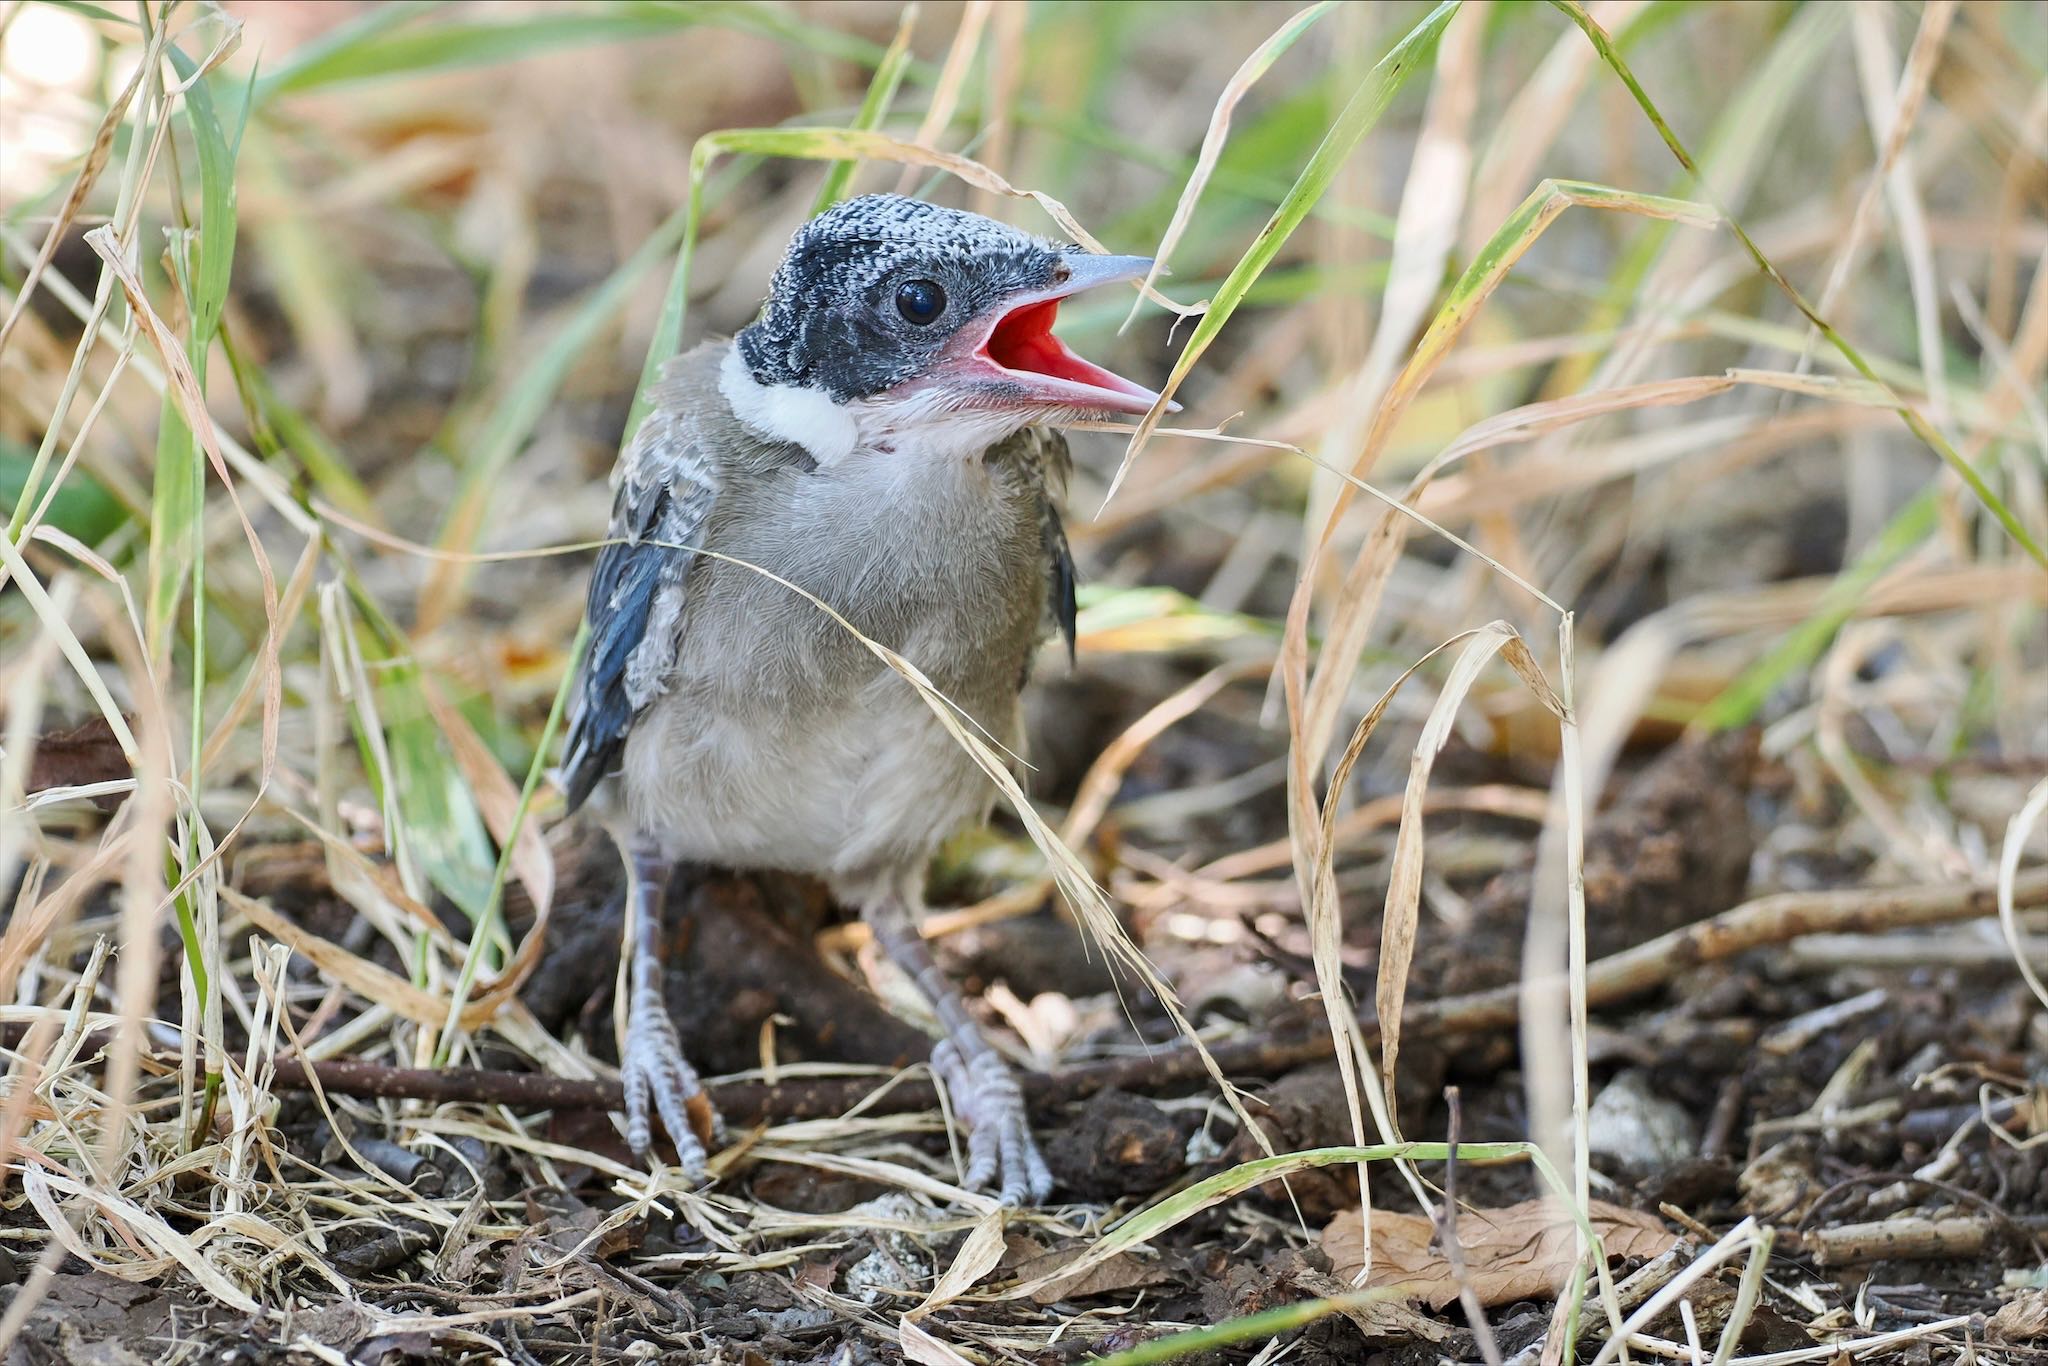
[1588, 1068, 1698, 1172]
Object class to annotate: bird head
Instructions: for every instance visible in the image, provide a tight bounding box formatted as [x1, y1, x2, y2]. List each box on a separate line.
[730, 194, 1168, 461]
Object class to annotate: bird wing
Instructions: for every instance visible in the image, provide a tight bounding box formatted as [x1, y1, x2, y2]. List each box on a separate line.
[1024, 427, 1077, 661]
[559, 400, 720, 812]
[1042, 490, 1077, 663]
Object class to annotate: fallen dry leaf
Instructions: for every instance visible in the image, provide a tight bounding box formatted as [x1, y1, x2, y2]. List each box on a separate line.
[1007, 1242, 1171, 1307]
[1991, 1289, 2048, 1343]
[1321, 1197, 1678, 1310]
[25, 716, 131, 809]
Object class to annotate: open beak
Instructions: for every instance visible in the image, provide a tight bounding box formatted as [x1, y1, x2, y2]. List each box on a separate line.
[934, 253, 1176, 417]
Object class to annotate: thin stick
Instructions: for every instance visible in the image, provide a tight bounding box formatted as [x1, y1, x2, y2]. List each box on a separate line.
[1437, 1088, 1506, 1366]
[225, 866, 2048, 1121]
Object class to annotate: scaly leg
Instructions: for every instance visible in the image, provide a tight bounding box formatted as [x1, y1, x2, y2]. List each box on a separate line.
[865, 891, 1053, 1206]
[620, 839, 724, 1173]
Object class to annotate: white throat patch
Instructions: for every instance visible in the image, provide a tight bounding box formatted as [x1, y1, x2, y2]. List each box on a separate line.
[720, 343, 1044, 469]
[720, 346, 859, 466]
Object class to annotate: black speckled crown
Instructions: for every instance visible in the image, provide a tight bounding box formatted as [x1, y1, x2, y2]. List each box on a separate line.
[736, 195, 1066, 403]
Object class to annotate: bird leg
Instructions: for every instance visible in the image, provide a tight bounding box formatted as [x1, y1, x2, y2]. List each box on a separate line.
[620, 839, 724, 1173]
[864, 892, 1054, 1205]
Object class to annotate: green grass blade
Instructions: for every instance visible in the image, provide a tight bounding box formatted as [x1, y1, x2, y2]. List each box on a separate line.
[1106, 0, 1463, 498]
[1118, 0, 1342, 331]
[36, 0, 137, 22]
[144, 392, 199, 664]
[216, 329, 378, 522]
[329, 571, 500, 922]
[175, 60, 246, 348]
[1007, 1141, 1544, 1303]
[1090, 1291, 1402, 1365]
[1021, 93, 1397, 243]
[810, 7, 917, 215]
[257, 0, 886, 101]
[249, 0, 444, 99]
[380, 664, 498, 921]
[432, 621, 585, 1063]
[144, 48, 246, 663]
[152, 29, 255, 1105]
[1542, 1, 1839, 400]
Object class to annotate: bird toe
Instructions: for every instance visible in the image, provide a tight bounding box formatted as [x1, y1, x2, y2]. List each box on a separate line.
[622, 1010, 719, 1177]
[939, 1048, 1055, 1207]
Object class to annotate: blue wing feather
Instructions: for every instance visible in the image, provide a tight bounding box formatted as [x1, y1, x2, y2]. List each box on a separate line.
[560, 408, 717, 811]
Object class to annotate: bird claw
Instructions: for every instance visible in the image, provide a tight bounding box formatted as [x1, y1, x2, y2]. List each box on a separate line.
[622, 1004, 723, 1177]
[933, 1040, 1054, 1206]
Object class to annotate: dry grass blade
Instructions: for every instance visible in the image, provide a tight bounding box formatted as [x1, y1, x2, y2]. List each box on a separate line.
[1107, 0, 1463, 499]
[1462, 0, 1647, 255]
[1846, 2, 1956, 428]
[1551, 0, 2047, 567]
[0, 536, 140, 761]
[1116, 0, 1340, 334]
[893, 0, 990, 196]
[227, 887, 452, 1029]
[0, 26, 148, 361]
[1294, 622, 1560, 1241]
[3, 2, 2038, 1353]
[0, 593, 74, 898]
[911, 1209, 1007, 1317]
[81, 226, 282, 787]
[1292, 180, 1715, 765]
[1999, 776, 2048, 1013]
[970, 1, 1026, 218]
[1798, 1, 1956, 400]
[1585, 1217, 1762, 1366]
[1377, 624, 1562, 1105]
[1060, 662, 1260, 848]
[22, 1167, 262, 1315]
[1308, 0, 1481, 544]
[1710, 1226, 1776, 1366]
[899, 1317, 976, 1366]
[1004, 1140, 1554, 1304]
[1289, 636, 1463, 1220]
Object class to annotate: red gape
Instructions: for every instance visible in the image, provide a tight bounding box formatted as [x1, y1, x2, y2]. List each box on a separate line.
[984, 296, 1142, 395]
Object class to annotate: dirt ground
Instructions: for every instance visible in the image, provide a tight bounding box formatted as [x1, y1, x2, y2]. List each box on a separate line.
[10, 712, 2044, 1363]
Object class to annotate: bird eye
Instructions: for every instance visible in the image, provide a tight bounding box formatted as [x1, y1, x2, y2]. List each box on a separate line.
[895, 279, 946, 326]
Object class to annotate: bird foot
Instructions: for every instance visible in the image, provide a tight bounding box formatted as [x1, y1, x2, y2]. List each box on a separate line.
[932, 1040, 1053, 1206]
[622, 1002, 724, 1176]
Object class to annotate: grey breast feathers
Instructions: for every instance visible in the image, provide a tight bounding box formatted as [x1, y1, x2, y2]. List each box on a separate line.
[560, 350, 1082, 812]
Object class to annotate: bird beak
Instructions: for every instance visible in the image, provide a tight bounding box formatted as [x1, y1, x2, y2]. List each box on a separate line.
[929, 252, 1177, 417]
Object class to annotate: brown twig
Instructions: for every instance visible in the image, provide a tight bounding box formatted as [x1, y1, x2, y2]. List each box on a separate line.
[261, 1026, 1338, 1124]
[1401, 866, 2048, 1039]
[1799, 1216, 1996, 1268]
[59, 868, 2045, 1124]
[1796, 1170, 2046, 1264]
[1436, 1088, 1506, 1366]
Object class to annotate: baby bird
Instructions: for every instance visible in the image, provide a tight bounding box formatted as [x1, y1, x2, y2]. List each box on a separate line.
[558, 195, 1166, 1205]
